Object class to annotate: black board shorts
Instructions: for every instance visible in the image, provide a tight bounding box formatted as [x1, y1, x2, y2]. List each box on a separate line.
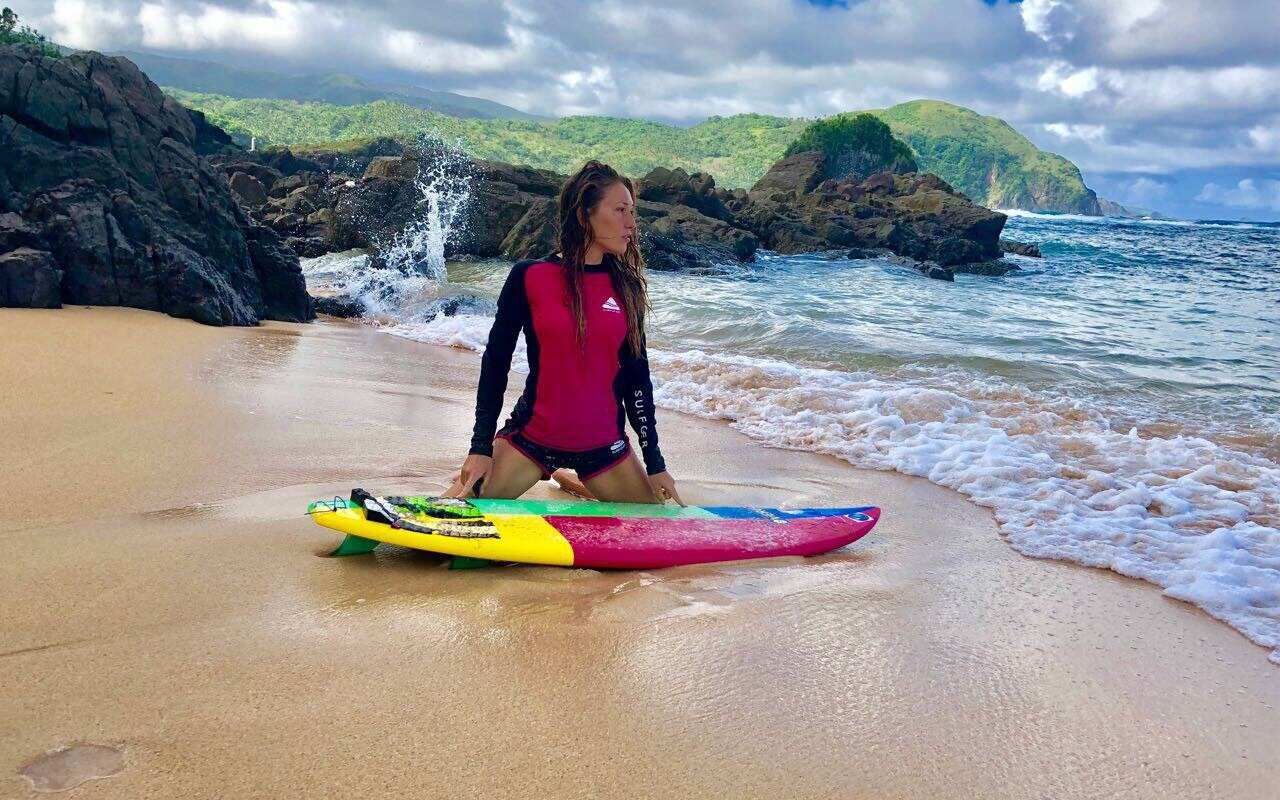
[493, 422, 633, 482]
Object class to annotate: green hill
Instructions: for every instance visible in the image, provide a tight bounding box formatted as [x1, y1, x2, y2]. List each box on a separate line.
[168, 90, 1096, 212]
[871, 100, 1099, 214]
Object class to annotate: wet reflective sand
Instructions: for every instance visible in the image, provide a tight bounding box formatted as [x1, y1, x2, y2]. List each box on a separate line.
[2, 307, 1277, 799]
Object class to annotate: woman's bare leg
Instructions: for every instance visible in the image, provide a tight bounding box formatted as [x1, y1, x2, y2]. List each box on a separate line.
[551, 469, 596, 500]
[476, 437, 544, 499]
[580, 451, 660, 504]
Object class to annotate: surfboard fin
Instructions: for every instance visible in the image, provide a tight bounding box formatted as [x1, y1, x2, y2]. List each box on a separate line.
[448, 556, 494, 570]
[329, 534, 380, 557]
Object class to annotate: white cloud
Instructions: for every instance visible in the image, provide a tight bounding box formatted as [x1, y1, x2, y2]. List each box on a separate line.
[137, 0, 311, 51]
[1043, 122, 1106, 142]
[46, 0, 131, 49]
[1020, 0, 1080, 45]
[1195, 179, 1280, 211]
[1035, 62, 1100, 97]
[1076, 0, 1280, 67]
[1246, 122, 1280, 156]
[381, 27, 527, 75]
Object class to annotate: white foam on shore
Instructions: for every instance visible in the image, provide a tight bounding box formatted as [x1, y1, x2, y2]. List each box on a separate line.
[383, 312, 1280, 663]
[381, 314, 529, 373]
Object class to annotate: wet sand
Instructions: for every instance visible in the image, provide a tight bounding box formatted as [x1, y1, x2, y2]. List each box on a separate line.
[2, 307, 1278, 799]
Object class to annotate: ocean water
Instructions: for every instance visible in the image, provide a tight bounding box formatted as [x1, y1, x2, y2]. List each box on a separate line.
[302, 212, 1280, 663]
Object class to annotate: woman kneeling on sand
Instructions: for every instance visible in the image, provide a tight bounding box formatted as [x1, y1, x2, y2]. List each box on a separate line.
[445, 160, 684, 506]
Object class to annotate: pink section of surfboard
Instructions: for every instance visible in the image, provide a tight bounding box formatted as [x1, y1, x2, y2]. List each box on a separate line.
[550, 508, 880, 569]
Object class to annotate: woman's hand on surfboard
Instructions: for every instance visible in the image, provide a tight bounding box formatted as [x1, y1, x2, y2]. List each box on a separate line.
[445, 454, 492, 498]
[648, 471, 685, 506]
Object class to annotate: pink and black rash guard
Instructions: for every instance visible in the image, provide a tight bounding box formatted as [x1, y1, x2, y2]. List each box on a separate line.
[468, 251, 667, 475]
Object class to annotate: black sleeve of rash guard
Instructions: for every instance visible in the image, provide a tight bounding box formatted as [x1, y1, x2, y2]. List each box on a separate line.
[618, 328, 667, 475]
[468, 262, 531, 457]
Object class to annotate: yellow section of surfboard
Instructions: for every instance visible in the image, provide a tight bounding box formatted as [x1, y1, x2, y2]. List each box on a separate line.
[309, 503, 575, 566]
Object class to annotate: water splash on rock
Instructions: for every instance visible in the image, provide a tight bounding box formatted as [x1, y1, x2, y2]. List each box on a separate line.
[316, 133, 477, 319]
[374, 134, 476, 280]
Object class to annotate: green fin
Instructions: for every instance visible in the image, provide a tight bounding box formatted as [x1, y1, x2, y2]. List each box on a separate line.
[329, 534, 380, 557]
[448, 556, 494, 570]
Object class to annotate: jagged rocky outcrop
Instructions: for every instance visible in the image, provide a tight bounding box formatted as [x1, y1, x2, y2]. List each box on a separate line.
[211, 137, 465, 259]
[738, 153, 1007, 267]
[1000, 238, 1042, 258]
[0, 45, 313, 324]
[218, 138, 1018, 280]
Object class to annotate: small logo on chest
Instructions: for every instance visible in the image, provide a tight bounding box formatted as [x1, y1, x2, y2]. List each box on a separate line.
[601, 296, 621, 313]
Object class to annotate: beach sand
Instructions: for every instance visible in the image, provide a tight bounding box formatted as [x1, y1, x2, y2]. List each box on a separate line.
[3, 307, 1277, 799]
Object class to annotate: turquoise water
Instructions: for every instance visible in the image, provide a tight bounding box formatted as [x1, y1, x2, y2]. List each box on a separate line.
[647, 213, 1280, 457]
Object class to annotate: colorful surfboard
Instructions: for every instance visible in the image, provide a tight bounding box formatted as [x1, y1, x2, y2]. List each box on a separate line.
[307, 489, 879, 569]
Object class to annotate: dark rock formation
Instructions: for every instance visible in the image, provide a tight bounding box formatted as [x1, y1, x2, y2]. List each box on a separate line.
[330, 166, 423, 251]
[0, 247, 61, 307]
[313, 294, 364, 317]
[636, 166, 732, 222]
[463, 160, 563, 257]
[188, 107, 238, 156]
[216, 160, 284, 189]
[1096, 197, 1165, 219]
[229, 171, 268, 207]
[364, 156, 420, 181]
[267, 137, 407, 177]
[1000, 238, 1042, 258]
[736, 156, 1006, 268]
[0, 45, 313, 324]
[749, 152, 825, 198]
[924, 264, 955, 282]
[205, 137, 424, 257]
[638, 203, 758, 271]
[499, 197, 558, 260]
[953, 260, 1021, 277]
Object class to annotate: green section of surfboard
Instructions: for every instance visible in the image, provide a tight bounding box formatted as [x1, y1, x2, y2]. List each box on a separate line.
[305, 497, 717, 519]
[469, 498, 718, 519]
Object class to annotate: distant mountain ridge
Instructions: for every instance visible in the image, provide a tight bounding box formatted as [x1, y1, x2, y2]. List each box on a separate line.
[111, 50, 548, 122]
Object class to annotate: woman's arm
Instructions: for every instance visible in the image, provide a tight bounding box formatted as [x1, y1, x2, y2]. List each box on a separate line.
[617, 327, 667, 476]
[468, 262, 532, 456]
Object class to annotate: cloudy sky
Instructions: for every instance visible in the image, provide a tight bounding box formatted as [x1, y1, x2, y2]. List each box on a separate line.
[15, 0, 1280, 220]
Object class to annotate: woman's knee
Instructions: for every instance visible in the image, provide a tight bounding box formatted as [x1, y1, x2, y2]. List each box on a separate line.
[582, 456, 659, 503]
[479, 440, 542, 499]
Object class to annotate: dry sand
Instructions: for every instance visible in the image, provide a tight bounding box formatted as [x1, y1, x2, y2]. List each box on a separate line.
[2, 307, 1277, 799]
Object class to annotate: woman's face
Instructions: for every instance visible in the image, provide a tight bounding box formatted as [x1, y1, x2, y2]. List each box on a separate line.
[588, 181, 637, 257]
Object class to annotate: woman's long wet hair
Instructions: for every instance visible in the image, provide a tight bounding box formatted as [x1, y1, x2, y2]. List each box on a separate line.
[556, 160, 649, 357]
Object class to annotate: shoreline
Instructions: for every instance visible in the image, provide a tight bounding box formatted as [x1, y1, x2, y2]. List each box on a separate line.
[3, 307, 1278, 798]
